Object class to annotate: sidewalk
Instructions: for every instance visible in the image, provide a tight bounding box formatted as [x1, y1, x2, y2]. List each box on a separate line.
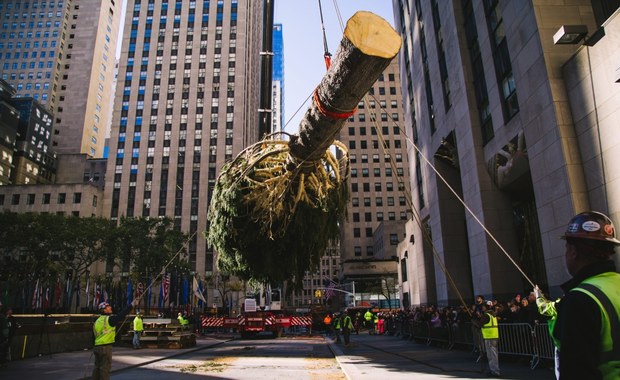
[0, 334, 234, 380]
[328, 332, 556, 379]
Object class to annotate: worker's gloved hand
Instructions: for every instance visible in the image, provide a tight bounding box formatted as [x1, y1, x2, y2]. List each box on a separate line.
[533, 285, 543, 299]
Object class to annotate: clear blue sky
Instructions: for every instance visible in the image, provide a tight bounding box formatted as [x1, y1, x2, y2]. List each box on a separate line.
[274, 1, 395, 134]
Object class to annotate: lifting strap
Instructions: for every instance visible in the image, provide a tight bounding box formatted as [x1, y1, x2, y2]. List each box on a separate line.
[317, 0, 332, 70]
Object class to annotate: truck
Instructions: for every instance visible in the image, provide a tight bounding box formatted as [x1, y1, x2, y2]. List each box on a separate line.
[202, 299, 313, 338]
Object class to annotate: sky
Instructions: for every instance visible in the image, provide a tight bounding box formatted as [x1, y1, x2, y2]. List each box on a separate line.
[274, 1, 395, 134]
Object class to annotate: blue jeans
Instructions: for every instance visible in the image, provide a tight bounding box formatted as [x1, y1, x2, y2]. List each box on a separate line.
[133, 331, 142, 348]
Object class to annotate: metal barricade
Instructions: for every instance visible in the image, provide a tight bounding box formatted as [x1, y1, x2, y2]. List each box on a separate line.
[411, 321, 431, 345]
[398, 318, 554, 371]
[428, 324, 451, 349]
[533, 323, 555, 361]
[498, 323, 538, 368]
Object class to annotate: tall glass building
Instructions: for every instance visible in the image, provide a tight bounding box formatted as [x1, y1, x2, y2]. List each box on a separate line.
[0, 0, 122, 158]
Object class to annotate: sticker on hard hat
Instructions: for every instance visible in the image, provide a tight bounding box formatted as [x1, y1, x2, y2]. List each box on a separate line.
[581, 221, 601, 232]
[604, 224, 614, 235]
[567, 223, 580, 233]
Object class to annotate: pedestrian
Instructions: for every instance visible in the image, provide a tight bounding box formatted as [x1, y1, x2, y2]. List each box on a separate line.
[332, 313, 342, 343]
[323, 313, 332, 337]
[553, 211, 620, 380]
[342, 310, 354, 346]
[473, 300, 500, 377]
[93, 300, 137, 380]
[0, 304, 8, 368]
[3, 307, 19, 362]
[132, 311, 144, 349]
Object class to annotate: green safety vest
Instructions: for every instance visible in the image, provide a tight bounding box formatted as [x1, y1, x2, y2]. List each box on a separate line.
[134, 317, 143, 332]
[571, 272, 620, 380]
[178, 315, 189, 325]
[481, 313, 499, 340]
[343, 315, 353, 330]
[333, 317, 341, 329]
[94, 315, 115, 346]
[364, 311, 372, 321]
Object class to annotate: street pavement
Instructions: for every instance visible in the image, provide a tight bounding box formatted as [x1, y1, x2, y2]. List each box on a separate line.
[329, 332, 555, 379]
[0, 332, 555, 379]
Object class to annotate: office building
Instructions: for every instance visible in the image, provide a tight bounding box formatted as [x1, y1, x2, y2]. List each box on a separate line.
[336, 59, 410, 308]
[271, 23, 283, 133]
[392, 0, 620, 306]
[0, 0, 122, 157]
[103, 0, 265, 282]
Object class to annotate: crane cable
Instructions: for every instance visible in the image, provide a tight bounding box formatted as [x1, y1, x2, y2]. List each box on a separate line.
[317, 0, 332, 70]
[369, 91, 536, 289]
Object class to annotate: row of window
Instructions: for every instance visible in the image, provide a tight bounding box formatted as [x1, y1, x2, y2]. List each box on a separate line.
[0, 191, 85, 206]
[1, 19, 62, 29]
[351, 196, 407, 207]
[350, 167, 405, 177]
[350, 153, 403, 164]
[351, 211, 409, 223]
[0, 2, 65, 10]
[348, 139, 403, 150]
[348, 112, 400, 123]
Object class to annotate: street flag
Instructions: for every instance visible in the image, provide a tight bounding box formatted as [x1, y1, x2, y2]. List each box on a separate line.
[94, 283, 101, 308]
[32, 278, 40, 310]
[325, 280, 337, 300]
[127, 278, 133, 304]
[193, 277, 206, 304]
[163, 273, 170, 303]
[85, 276, 90, 310]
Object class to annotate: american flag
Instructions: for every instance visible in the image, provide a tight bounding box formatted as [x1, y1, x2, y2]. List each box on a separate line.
[163, 273, 170, 302]
[324, 280, 337, 300]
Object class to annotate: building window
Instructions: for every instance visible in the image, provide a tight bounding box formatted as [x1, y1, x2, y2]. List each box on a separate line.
[390, 233, 399, 245]
[11, 194, 20, 205]
[354, 246, 362, 256]
[27, 193, 35, 205]
[58, 193, 66, 204]
[43, 193, 51, 204]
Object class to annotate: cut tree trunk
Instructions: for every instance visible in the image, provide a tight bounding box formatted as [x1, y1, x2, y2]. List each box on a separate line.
[288, 11, 401, 165]
[206, 11, 401, 287]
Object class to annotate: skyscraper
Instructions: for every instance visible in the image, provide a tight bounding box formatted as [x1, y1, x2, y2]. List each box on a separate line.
[103, 0, 264, 276]
[393, 0, 620, 305]
[336, 59, 411, 308]
[0, 0, 122, 158]
[271, 23, 283, 133]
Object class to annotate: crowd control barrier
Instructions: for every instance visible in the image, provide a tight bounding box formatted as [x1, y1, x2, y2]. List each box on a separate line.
[393, 320, 554, 369]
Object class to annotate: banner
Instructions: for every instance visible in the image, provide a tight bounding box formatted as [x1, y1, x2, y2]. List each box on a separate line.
[193, 277, 206, 304]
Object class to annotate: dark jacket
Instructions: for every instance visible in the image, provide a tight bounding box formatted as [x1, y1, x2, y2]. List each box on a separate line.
[555, 260, 617, 380]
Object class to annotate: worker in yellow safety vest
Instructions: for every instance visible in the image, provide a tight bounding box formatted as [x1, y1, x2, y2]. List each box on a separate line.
[93, 300, 137, 380]
[132, 312, 144, 349]
[474, 301, 500, 377]
[553, 211, 620, 380]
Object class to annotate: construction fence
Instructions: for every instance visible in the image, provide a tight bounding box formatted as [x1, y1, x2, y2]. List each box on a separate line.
[389, 319, 554, 369]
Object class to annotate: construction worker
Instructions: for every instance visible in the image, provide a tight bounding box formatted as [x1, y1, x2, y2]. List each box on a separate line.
[323, 313, 332, 337]
[364, 309, 373, 331]
[554, 211, 620, 380]
[474, 300, 500, 377]
[93, 300, 137, 380]
[132, 311, 144, 349]
[342, 310, 354, 346]
[534, 286, 561, 379]
[332, 313, 342, 343]
[177, 312, 189, 329]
